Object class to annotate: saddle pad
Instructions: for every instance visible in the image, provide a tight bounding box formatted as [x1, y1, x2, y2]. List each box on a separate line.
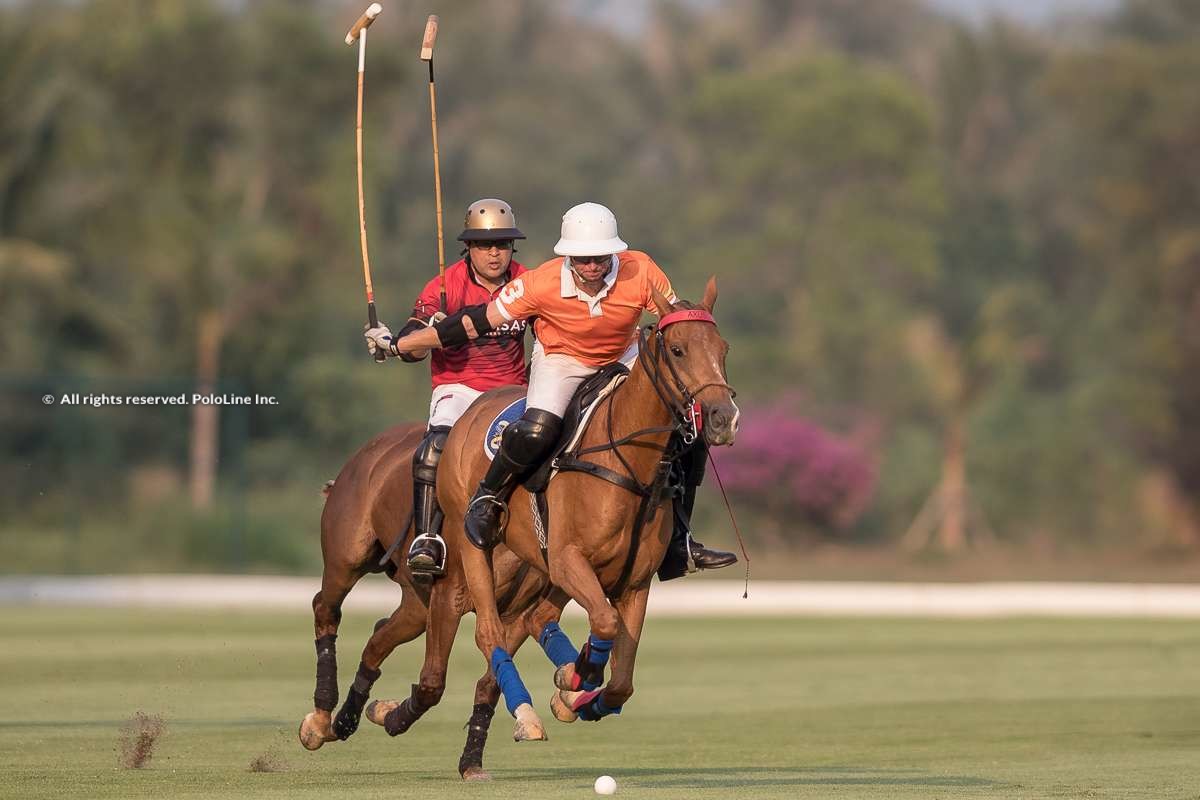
[483, 397, 526, 462]
[481, 372, 628, 465]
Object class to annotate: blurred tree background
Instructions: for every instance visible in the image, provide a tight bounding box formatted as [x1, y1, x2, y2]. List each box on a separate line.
[1, 0, 1197, 576]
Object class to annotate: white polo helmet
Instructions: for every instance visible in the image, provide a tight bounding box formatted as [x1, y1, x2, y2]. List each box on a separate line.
[553, 202, 628, 257]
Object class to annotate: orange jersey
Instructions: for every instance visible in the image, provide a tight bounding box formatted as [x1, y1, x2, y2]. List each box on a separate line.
[493, 250, 677, 367]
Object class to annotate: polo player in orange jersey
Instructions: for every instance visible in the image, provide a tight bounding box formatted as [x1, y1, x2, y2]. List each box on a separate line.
[371, 201, 737, 579]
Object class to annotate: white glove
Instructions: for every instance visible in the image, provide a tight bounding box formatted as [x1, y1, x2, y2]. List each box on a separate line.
[364, 323, 394, 358]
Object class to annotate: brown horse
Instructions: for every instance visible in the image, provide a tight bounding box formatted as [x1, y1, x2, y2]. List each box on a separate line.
[296, 422, 551, 779]
[384, 277, 738, 748]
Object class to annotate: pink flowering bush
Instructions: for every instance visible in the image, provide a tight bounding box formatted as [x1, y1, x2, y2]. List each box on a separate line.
[710, 406, 876, 533]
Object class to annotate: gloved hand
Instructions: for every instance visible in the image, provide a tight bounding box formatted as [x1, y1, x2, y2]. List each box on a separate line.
[427, 311, 448, 326]
[364, 323, 395, 358]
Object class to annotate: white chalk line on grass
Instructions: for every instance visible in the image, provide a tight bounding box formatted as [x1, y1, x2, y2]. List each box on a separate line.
[2, 575, 1200, 617]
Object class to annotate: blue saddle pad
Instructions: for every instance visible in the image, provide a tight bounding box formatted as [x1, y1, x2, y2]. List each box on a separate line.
[483, 397, 526, 462]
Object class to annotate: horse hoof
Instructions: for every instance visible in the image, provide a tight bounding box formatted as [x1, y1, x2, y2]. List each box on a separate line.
[299, 711, 337, 751]
[512, 702, 548, 742]
[553, 663, 578, 691]
[365, 700, 401, 727]
[550, 690, 578, 723]
[461, 766, 492, 782]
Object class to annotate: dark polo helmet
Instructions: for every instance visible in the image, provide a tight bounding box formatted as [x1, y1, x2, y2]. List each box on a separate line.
[457, 198, 525, 242]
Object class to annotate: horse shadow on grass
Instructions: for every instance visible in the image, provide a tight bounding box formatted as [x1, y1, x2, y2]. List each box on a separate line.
[494, 765, 1001, 789]
[332, 765, 1003, 790]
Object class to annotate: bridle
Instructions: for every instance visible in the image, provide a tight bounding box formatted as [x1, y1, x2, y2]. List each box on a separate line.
[551, 307, 738, 600]
[638, 308, 736, 445]
[564, 307, 737, 495]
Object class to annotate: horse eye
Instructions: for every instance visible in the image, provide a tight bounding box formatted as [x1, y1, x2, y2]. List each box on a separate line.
[670, 345, 684, 357]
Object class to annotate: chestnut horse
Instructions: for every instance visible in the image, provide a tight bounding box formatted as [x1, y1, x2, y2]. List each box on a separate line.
[296, 422, 550, 779]
[370, 278, 738, 752]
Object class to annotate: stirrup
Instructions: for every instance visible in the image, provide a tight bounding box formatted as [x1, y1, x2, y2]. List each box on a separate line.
[686, 533, 738, 571]
[467, 493, 510, 526]
[465, 492, 511, 549]
[407, 533, 446, 576]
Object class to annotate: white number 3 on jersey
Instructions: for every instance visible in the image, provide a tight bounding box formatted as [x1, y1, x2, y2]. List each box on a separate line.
[499, 279, 525, 306]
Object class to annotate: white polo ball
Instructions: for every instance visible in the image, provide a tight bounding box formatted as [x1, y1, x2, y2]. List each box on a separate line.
[594, 775, 617, 795]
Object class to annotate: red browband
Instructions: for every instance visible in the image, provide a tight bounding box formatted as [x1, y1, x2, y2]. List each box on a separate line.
[657, 309, 715, 329]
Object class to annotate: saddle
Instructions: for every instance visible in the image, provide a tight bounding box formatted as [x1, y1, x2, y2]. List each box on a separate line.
[525, 363, 629, 493]
[479, 362, 681, 597]
[477, 363, 630, 570]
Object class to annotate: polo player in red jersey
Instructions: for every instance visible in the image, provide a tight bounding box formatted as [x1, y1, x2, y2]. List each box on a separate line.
[364, 198, 530, 577]
[374, 201, 737, 580]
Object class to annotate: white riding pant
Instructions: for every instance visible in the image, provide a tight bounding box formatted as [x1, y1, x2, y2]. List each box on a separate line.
[428, 383, 484, 428]
[525, 339, 639, 418]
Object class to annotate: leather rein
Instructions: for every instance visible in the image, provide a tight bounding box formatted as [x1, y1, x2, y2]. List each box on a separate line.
[552, 308, 734, 598]
[559, 308, 735, 496]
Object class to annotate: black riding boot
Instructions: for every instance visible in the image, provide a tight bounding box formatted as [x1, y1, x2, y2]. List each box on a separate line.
[464, 409, 562, 550]
[407, 426, 449, 577]
[657, 441, 738, 582]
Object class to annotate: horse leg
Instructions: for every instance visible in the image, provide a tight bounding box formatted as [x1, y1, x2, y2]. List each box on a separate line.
[543, 545, 623, 718]
[520, 588, 588, 699]
[366, 576, 462, 737]
[458, 618, 532, 781]
[331, 589, 426, 740]
[299, 563, 364, 750]
[462, 543, 546, 742]
[554, 583, 649, 723]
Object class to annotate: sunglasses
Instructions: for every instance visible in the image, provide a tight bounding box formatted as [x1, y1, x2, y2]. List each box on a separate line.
[569, 255, 611, 266]
[469, 240, 513, 251]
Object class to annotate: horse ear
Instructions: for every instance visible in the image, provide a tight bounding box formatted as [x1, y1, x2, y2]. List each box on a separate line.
[651, 283, 675, 317]
[702, 275, 718, 312]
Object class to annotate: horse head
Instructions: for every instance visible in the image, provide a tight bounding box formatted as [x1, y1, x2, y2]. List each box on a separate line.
[648, 276, 739, 447]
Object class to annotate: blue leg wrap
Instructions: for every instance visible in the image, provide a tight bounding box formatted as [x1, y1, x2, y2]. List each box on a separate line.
[586, 635, 613, 665]
[537, 622, 578, 668]
[578, 692, 623, 722]
[490, 647, 532, 717]
[579, 635, 614, 691]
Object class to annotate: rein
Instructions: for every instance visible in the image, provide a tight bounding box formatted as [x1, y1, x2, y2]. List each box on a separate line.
[554, 309, 735, 599]
[572, 309, 734, 472]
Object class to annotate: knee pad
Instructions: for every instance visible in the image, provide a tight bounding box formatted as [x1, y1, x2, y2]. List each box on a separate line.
[413, 426, 450, 486]
[500, 410, 562, 468]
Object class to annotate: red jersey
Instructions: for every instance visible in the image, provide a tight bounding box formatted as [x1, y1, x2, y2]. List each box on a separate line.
[407, 259, 529, 390]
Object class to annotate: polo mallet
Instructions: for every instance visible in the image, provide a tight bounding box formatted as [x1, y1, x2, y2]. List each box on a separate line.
[346, 3, 387, 361]
[420, 14, 447, 314]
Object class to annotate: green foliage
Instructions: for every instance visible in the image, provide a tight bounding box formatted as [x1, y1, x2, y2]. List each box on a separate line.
[2, 0, 1198, 568]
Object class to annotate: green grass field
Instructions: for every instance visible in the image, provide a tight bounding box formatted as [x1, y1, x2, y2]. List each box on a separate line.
[3, 607, 1199, 799]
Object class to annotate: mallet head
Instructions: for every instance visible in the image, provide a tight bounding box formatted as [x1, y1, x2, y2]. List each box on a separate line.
[420, 15, 439, 61]
[345, 3, 383, 46]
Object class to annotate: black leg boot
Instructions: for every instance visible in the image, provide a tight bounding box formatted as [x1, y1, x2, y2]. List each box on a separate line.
[464, 409, 562, 550]
[410, 429, 451, 578]
[657, 441, 737, 581]
[407, 427, 450, 576]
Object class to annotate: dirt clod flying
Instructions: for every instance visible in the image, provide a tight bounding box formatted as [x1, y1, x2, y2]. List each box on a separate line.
[117, 711, 166, 769]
